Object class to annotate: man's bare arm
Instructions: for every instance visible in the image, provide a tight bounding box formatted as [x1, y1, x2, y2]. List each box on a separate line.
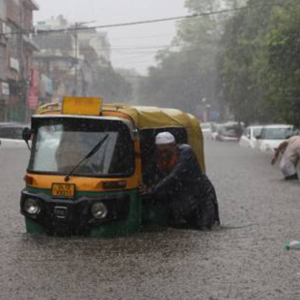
[271, 141, 288, 165]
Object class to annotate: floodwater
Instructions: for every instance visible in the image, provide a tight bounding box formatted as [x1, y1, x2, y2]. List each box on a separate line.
[0, 142, 300, 300]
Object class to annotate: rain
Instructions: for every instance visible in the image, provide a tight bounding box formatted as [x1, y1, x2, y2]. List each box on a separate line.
[1, 0, 300, 299]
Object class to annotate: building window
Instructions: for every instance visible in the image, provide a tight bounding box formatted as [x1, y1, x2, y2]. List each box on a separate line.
[0, 46, 6, 80]
[0, 0, 7, 20]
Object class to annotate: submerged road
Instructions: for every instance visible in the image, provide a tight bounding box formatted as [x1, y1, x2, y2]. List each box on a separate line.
[0, 141, 299, 300]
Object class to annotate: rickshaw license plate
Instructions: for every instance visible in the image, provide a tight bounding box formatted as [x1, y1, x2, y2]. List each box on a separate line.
[52, 183, 76, 198]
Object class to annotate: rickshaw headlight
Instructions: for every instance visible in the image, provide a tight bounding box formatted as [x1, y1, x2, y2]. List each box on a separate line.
[92, 203, 108, 220]
[24, 198, 41, 215]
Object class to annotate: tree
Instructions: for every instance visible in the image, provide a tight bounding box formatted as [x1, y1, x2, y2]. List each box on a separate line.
[139, 0, 235, 118]
[218, 0, 300, 126]
[267, 0, 300, 126]
[93, 63, 132, 103]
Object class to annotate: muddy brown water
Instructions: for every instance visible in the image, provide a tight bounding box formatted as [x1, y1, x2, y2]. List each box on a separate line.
[0, 143, 299, 300]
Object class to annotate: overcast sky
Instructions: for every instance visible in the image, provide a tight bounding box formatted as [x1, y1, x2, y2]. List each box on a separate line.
[34, 0, 187, 74]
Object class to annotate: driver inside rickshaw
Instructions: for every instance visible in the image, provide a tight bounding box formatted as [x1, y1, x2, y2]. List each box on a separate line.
[55, 132, 84, 174]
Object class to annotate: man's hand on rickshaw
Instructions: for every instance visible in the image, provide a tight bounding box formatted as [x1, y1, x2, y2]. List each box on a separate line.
[271, 156, 277, 165]
[139, 185, 152, 195]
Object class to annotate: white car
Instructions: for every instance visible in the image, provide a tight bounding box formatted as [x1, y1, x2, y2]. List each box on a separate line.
[201, 123, 212, 139]
[239, 126, 263, 149]
[210, 123, 222, 140]
[257, 125, 294, 153]
[0, 138, 26, 149]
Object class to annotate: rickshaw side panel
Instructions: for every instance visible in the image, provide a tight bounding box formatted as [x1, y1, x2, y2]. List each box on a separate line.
[142, 196, 168, 231]
[89, 190, 142, 238]
[104, 104, 206, 172]
[25, 217, 45, 234]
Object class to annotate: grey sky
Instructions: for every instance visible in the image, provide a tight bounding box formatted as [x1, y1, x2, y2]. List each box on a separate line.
[35, 0, 187, 74]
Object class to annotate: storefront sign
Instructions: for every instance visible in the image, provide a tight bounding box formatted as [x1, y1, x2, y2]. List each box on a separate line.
[41, 74, 53, 95]
[27, 68, 39, 110]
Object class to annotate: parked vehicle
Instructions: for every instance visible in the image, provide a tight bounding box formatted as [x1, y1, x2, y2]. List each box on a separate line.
[216, 123, 244, 142]
[239, 126, 263, 149]
[210, 123, 222, 140]
[20, 96, 206, 237]
[0, 123, 28, 148]
[257, 125, 294, 153]
[201, 123, 212, 139]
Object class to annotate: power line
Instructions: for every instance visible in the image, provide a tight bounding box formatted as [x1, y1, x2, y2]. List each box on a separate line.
[110, 44, 221, 66]
[36, 5, 261, 34]
[77, 43, 218, 56]
[110, 33, 175, 41]
[79, 45, 173, 52]
[0, 4, 262, 38]
[97, 45, 172, 50]
[112, 53, 160, 61]
[113, 56, 157, 64]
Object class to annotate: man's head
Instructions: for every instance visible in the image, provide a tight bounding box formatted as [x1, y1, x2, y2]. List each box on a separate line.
[155, 132, 177, 156]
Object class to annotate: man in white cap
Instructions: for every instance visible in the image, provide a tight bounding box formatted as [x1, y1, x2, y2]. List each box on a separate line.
[146, 132, 220, 230]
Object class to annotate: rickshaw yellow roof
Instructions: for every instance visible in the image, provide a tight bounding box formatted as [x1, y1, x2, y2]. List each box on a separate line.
[103, 104, 206, 171]
[37, 103, 194, 129]
[103, 104, 195, 129]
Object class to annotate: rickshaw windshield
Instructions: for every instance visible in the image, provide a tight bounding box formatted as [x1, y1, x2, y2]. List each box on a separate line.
[28, 117, 135, 177]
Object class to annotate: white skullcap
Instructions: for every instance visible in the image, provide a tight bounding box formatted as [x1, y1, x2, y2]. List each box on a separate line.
[155, 132, 176, 145]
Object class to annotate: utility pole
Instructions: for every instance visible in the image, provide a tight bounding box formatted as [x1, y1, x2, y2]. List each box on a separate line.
[233, 0, 238, 9]
[73, 21, 95, 96]
[233, 0, 242, 133]
[74, 22, 79, 96]
[19, 4, 27, 122]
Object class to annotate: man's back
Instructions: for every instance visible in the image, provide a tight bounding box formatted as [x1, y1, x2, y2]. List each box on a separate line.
[283, 136, 300, 164]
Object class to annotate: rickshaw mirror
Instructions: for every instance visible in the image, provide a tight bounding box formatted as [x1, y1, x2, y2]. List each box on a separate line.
[22, 128, 31, 142]
[22, 128, 32, 151]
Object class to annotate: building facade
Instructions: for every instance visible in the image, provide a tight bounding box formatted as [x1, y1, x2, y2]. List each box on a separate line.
[0, 0, 38, 122]
[33, 16, 111, 103]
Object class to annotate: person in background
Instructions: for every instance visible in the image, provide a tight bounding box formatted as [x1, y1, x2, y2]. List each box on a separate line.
[145, 132, 220, 230]
[271, 134, 300, 180]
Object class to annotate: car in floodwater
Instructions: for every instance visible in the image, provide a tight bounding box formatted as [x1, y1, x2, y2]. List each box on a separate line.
[201, 123, 212, 139]
[239, 126, 263, 149]
[210, 123, 222, 140]
[256, 125, 295, 153]
[216, 123, 244, 142]
[0, 123, 28, 148]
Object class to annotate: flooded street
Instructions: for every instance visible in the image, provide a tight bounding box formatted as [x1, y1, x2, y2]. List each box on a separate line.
[0, 142, 300, 300]
[1, 0, 300, 298]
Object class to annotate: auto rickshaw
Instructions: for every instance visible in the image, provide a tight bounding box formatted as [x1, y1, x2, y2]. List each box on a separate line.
[20, 96, 205, 237]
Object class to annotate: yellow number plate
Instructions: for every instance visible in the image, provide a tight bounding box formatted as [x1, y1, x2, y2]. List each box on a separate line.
[52, 183, 76, 198]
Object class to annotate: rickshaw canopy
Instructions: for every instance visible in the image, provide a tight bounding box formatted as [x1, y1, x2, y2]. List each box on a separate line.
[36, 101, 205, 171]
[102, 104, 205, 171]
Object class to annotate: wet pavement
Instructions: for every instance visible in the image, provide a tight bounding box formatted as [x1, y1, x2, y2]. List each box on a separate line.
[0, 141, 300, 300]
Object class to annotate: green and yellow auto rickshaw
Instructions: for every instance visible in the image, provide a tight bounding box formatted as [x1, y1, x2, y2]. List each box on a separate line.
[21, 96, 205, 237]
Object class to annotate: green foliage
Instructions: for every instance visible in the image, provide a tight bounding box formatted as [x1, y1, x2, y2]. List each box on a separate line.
[219, 0, 300, 126]
[138, 0, 233, 115]
[139, 0, 300, 125]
